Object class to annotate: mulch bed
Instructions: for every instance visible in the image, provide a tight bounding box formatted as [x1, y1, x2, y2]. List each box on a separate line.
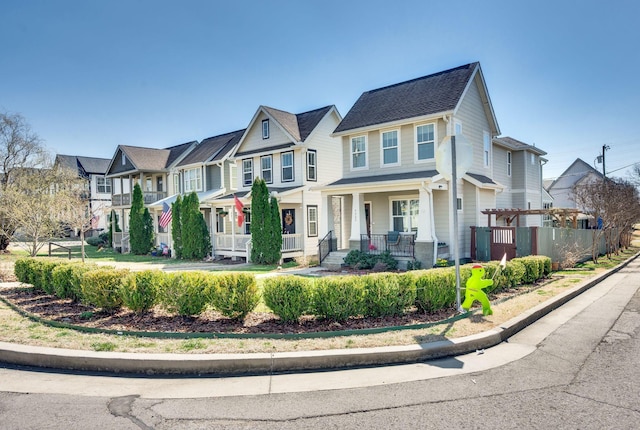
[0, 286, 458, 336]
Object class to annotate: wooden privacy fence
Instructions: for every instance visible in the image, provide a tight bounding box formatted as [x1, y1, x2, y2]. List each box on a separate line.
[471, 226, 608, 263]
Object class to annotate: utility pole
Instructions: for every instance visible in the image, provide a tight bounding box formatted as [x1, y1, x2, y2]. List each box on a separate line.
[602, 144, 610, 178]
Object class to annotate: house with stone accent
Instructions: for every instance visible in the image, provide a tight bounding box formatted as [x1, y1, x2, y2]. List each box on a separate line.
[319, 62, 505, 268]
[211, 104, 343, 261]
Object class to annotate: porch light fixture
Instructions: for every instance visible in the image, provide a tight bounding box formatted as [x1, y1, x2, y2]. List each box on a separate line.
[437, 133, 472, 312]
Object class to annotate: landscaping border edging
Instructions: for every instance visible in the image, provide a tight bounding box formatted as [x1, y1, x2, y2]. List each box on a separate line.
[0, 252, 638, 375]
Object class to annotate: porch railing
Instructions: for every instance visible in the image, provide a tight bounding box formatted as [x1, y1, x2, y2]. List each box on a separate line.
[318, 231, 333, 264]
[214, 233, 303, 254]
[111, 191, 166, 206]
[360, 233, 415, 258]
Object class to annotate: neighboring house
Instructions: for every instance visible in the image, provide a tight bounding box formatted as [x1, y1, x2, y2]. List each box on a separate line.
[545, 158, 603, 228]
[491, 136, 548, 226]
[147, 129, 245, 250]
[319, 62, 503, 268]
[54, 154, 112, 233]
[211, 104, 343, 261]
[105, 141, 197, 251]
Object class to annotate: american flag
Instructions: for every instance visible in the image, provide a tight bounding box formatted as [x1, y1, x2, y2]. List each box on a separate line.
[159, 202, 172, 228]
[90, 214, 100, 229]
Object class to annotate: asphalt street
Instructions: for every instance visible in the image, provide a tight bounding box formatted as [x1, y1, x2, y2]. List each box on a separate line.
[1, 256, 639, 429]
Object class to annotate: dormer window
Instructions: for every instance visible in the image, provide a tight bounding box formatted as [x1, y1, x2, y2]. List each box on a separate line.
[262, 119, 269, 139]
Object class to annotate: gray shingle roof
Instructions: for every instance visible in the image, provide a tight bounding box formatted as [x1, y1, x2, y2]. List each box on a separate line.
[263, 105, 333, 142]
[334, 63, 478, 133]
[119, 141, 195, 171]
[327, 170, 439, 187]
[493, 136, 547, 156]
[178, 130, 244, 167]
[76, 156, 110, 174]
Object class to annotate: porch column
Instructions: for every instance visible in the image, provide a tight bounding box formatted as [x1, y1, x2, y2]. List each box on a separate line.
[349, 192, 366, 243]
[416, 187, 434, 242]
[319, 193, 331, 238]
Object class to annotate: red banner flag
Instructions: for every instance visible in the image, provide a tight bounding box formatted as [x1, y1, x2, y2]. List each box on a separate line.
[234, 195, 244, 227]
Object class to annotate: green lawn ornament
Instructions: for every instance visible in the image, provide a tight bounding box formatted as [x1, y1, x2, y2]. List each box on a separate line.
[462, 264, 494, 315]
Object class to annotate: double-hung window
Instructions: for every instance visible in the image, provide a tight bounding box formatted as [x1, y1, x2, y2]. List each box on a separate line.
[261, 155, 272, 184]
[307, 205, 318, 237]
[262, 119, 269, 139]
[390, 198, 419, 232]
[507, 152, 512, 176]
[281, 152, 294, 182]
[184, 168, 202, 192]
[242, 159, 253, 186]
[351, 136, 367, 169]
[416, 123, 435, 161]
[381, 130, 399, 166]
[306, 150, 317, 181]
[97, 176, 111, 193]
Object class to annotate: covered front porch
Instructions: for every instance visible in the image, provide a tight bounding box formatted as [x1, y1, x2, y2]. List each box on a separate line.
[318, 172, 451, 269]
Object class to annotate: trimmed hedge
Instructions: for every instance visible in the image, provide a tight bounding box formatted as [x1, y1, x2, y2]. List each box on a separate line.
[81, 268, 129, 311]
[11, 255, 552, 322]
[120, 270, 163, 314]
[263, 275, 313, 323]
[158, 271, 209, 317]
[361, 273, 416, 317]
[206, 273, 260, 320]
[312, 276, 364, 322]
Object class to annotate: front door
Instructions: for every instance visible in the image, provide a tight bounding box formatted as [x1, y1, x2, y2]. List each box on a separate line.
[282, 209, 295, 234]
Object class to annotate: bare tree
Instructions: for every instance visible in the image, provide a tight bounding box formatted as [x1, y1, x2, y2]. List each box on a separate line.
[0, 112, 48, 251]
[573, 177, 640, 262]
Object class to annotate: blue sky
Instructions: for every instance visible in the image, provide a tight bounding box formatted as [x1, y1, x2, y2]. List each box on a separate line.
[2, 0, 639, 181]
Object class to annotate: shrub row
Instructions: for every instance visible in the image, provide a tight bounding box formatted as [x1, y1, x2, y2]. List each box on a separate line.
[13, 254, 552, 324]
[13, 259, 259, 320]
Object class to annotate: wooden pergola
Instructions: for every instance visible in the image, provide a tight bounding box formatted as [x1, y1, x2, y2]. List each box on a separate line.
[481, 208, 582, 228]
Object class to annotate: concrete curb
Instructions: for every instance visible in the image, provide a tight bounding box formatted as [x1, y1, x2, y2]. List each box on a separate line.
[0, 254, 637, 375]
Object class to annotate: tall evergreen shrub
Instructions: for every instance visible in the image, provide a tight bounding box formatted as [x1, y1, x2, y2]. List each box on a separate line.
[171, 195, 183, 258]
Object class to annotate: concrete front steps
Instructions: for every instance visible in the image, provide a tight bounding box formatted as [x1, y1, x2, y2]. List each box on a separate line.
[320, 251, 349, 271]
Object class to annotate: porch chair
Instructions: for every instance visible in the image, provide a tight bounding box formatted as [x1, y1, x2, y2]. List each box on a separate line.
[386, 231, 401, 253]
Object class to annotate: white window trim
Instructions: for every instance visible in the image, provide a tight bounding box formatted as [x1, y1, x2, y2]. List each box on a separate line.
[242, 159, 253, 187]
[414, 122, 437, 163]
[262, 119, 269, 139]
[380, 129, 401, 167]
[306, 150, 317, 181]
[350, 135, 368, 171]
[388, 195, 419, 232]
[184, 167, 202, 193]
[96, 176, 111, 194]
[261, 155, 273, 184]
[457, 197, 463, 211]
[307, 205, 318, 237]
[281, 151, 294, 182]
[507, 151, 512, 177]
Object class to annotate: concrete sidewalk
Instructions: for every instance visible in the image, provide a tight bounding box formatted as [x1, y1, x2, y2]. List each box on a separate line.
[1, 253, 637, 381]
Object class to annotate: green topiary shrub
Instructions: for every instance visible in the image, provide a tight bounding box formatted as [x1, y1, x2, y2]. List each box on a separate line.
[361, 273, 416, 317]
[81, 268, 128, 311]
[14, 258, 37, 285]
[51, 262, 92, 300]
[262, 275, 313, 323]
[311, 276, 364, 322]
[512, 257, 540, 284]
[206, 273, 260, 320]
[410, 268, 457, 312]
[343, 250, 398, 271]
[504, 259, 526, 287]
[158, 271, 208, 317]
[67, 264, 103, 302]
[120, 270, 164, 314]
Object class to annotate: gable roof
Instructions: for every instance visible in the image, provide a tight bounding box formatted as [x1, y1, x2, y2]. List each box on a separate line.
[177, 129, 245, 167]
[335, 62, 497, 134]
[55, 154, 110, 176]
[108, 141, 197, 174]
[546, 158, 604, 191]
[493, 136, 547, 156]
[233, 105, 337, 157]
